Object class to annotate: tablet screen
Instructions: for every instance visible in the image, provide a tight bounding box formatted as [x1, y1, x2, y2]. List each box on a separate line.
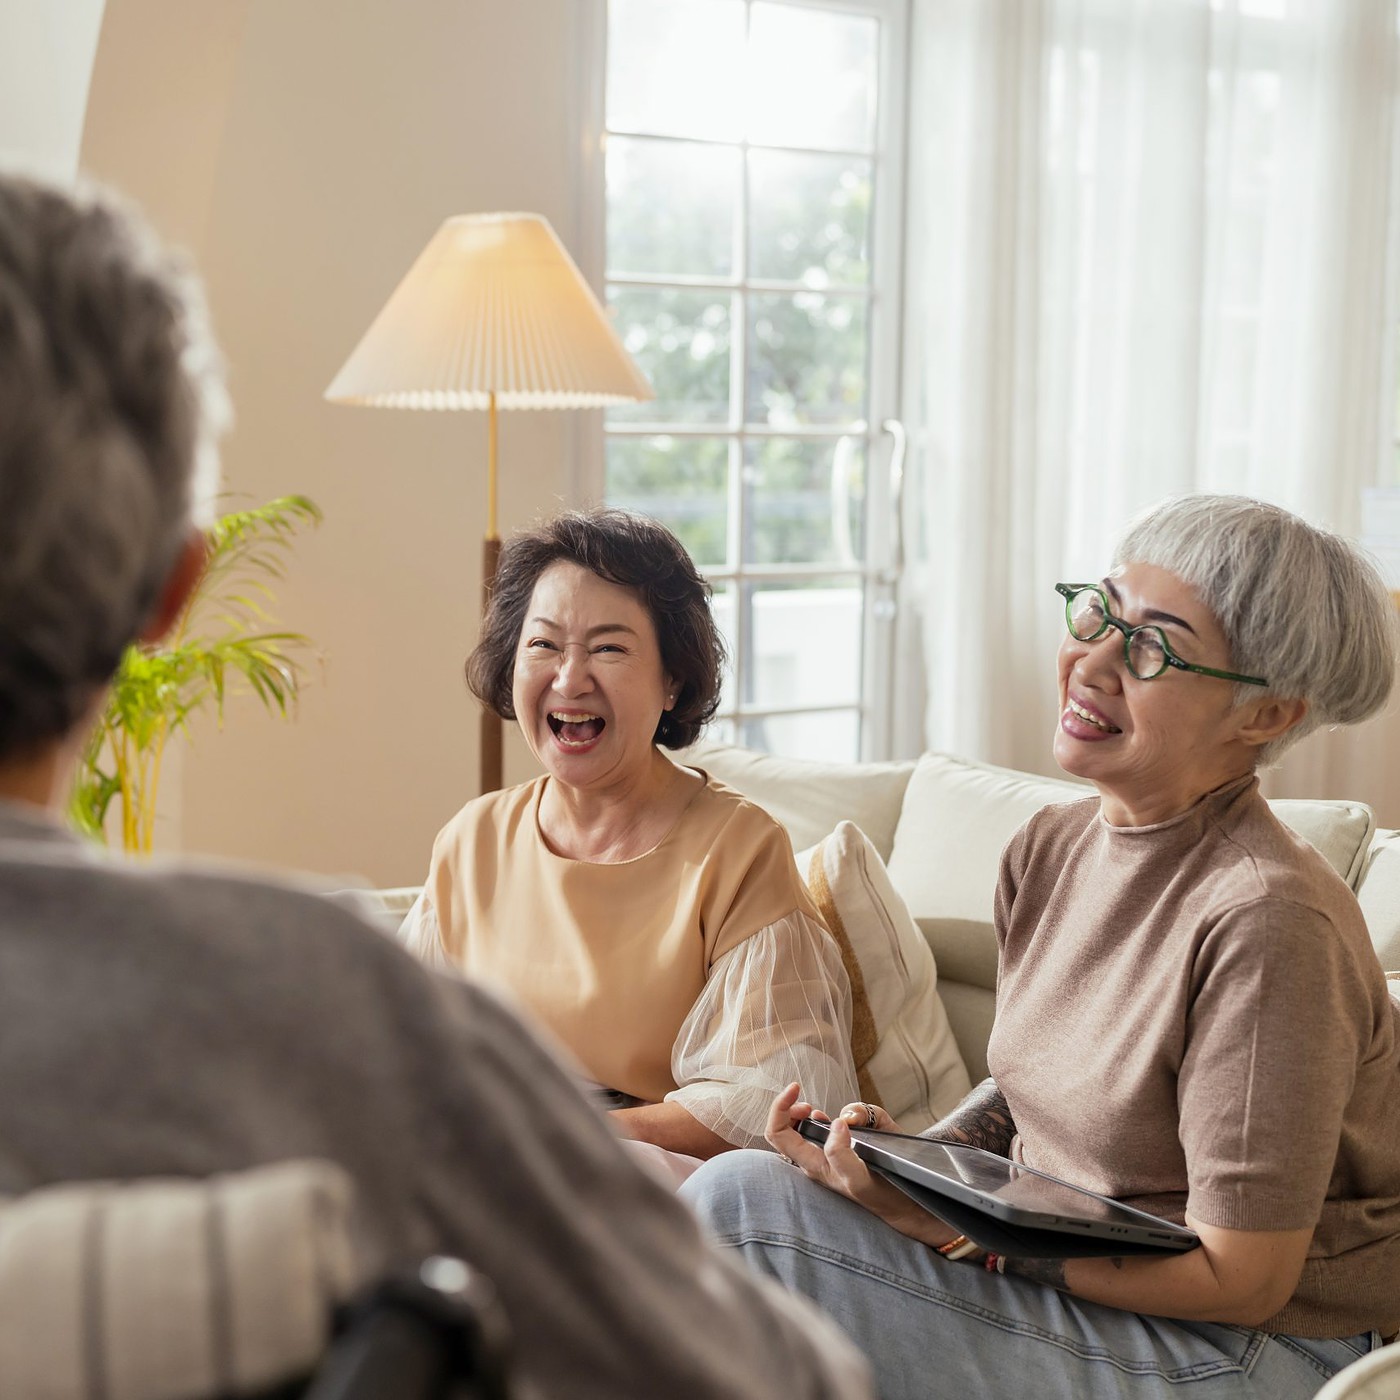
[851, 1130, 1184, 1235]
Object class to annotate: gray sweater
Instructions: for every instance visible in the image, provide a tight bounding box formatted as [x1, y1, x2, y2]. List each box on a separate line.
[0, 801, 869, 1400]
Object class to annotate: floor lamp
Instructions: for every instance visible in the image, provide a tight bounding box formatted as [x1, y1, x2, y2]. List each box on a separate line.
[324, 212, 653, 793]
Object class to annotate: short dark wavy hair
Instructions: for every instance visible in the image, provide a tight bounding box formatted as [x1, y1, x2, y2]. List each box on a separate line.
[467, 508, 725, 750]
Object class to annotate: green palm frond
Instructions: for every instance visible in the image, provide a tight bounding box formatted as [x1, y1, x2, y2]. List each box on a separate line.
[70, 494, 322, 852]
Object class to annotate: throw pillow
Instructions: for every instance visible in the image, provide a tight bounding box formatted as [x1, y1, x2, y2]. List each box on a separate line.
[796, 821, 972, 1132]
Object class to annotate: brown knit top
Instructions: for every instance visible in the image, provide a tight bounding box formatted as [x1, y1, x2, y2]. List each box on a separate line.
[989, 776, 1400, 1338]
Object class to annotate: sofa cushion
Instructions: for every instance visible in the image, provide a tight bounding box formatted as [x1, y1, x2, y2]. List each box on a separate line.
[1268, 800, 1376, 890]
[796, 821, 971, 1131]
[887, 752, 1380, 994]
[887, 755, 1086, 991]
[680, 741, 916, 861]
[1358, 832, 1400, 969]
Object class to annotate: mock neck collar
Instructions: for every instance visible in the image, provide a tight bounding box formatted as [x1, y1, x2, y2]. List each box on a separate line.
[1096, 772, 1257, 835]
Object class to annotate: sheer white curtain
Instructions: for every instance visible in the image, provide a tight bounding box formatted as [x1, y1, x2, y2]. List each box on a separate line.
[901, 0, 1399, 797]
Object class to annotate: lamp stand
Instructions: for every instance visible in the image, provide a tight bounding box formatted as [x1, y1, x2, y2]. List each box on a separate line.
[480, 391, 503, 794]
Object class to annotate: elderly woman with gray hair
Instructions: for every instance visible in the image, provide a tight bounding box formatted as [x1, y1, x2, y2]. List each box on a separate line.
[682, 495, 1400, 1400]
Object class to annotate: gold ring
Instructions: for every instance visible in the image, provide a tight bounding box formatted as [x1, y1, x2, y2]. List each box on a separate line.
[863, 1103, 879, 1129]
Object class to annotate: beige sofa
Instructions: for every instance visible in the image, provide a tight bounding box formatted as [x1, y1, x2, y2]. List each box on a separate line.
[682, 741, 1400, 1085]
[371, 741, 1400, 1382]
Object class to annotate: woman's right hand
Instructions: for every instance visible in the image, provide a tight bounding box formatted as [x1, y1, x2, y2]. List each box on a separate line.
[764, 1084, 960, 1250]
[833, 1100, 900, 1134]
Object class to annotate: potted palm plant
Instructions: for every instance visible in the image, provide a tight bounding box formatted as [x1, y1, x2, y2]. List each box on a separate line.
[69, 494, 322, 853]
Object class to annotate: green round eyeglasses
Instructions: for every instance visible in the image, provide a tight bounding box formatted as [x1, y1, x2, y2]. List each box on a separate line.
[1055, 583, 1268, 687]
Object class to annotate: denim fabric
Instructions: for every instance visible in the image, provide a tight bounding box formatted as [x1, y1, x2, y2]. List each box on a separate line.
[681, 1151, 1377, 1400]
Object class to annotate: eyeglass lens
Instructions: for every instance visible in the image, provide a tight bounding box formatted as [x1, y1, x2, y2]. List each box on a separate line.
[1066, 588, 1108, 640]
[1065, 587, 1169, 680]
[1126, 629, 1168, 680]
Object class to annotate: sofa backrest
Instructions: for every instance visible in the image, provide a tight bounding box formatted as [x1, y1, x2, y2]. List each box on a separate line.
[888, 750, 1379, 979]
[686, 741, 1389, 984]
[677, 743, 916, 861]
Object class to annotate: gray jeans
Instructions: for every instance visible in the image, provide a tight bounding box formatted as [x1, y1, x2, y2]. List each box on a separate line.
[680, 1151, 1378, 1400]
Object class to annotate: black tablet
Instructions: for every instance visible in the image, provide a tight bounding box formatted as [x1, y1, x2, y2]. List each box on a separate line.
[796, 1120, 1198, 1255]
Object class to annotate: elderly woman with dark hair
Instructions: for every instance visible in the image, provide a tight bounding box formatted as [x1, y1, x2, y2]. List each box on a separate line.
[399, 509, 856, 1169]
[682, 495, 1400, 1399]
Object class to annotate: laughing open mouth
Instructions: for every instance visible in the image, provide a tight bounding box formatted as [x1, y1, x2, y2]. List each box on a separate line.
[548, 711, 606, 746]
[1067, 697, 1121, 734]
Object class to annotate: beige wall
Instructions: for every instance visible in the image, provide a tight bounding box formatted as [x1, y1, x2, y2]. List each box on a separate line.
[81, 0, 581, 884]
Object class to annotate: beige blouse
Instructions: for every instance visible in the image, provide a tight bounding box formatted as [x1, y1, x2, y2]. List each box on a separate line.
[399, 771, 856, 1147]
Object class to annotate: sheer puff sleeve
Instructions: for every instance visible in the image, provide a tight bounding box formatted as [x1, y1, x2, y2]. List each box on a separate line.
[397, 890, 453, 973]
[665, 909, 857, 1148]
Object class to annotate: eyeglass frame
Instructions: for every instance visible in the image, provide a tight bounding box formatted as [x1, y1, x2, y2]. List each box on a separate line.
[1054, 583, 1269, 688]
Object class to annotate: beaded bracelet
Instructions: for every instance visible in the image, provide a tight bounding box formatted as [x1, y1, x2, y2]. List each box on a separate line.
[983, 1251, 1007, 1274]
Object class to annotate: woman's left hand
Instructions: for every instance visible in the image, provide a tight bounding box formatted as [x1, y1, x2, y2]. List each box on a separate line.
[766, 1083, 962, 1249]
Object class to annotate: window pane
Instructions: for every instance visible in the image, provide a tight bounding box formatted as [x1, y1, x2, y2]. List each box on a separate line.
[746, 293, 868, 426]
[608, 286, 732, 425]
[744, 579, 862, 708]
[608, 136, 739, 278]
[740, 710, 859, 763]
[743, 437, 865, 566]
[608, 0, 745, 141]
[710, 579, 738, 715]
[705, 715, 738, 746]
[746, 4, 878, 151]
[748, 150, 872, 286]
[606, 435, 729, 567]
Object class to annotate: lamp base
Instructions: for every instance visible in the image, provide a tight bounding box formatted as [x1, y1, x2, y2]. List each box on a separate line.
[480, 534, 503, 794]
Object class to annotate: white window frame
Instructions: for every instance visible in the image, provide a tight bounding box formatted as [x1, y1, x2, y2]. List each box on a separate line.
[573, 0, 911, 761]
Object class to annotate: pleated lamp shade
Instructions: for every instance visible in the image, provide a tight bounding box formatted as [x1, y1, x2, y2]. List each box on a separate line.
[324, 212, 652, 410]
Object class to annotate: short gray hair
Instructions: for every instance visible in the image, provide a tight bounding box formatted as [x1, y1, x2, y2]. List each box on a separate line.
[0, 175, 227, 762]
[1114, 494, 1398, 767]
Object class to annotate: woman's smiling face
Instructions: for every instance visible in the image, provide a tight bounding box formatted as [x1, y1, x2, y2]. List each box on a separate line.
[1053, 562, 1264, 825]
[511, 561, 676, 794]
